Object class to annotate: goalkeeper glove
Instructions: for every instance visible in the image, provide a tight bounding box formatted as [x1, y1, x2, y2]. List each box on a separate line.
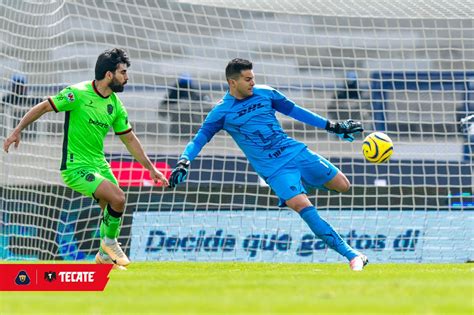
[325, 119, 363, 142]
[168, 158, 190, 188]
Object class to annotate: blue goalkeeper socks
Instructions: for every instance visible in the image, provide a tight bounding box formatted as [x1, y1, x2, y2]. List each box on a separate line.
[299, 206, 358, 261]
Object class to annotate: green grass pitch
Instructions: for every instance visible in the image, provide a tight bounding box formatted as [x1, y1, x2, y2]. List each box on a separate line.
[1, 262, 472, 314]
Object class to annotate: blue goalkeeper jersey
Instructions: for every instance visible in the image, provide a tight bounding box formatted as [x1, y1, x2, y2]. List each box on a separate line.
[180, 85, 327, 178]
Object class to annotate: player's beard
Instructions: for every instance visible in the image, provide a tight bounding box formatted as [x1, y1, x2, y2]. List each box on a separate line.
[109, 77, 125, 92]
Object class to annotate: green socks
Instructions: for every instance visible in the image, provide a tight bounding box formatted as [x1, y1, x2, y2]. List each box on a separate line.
[100, 205, 123, 240]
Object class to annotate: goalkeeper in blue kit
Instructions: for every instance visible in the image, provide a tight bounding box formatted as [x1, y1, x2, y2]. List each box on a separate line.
[169, 58, 368, 271]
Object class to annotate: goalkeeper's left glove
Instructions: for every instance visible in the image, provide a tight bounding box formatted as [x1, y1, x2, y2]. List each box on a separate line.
[168, 158, 190, 188]
[325, 119, 364, 142]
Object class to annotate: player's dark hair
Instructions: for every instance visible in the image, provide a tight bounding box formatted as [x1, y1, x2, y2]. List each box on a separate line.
[225, 58, 252, 81]
[95, 48, 131, 80]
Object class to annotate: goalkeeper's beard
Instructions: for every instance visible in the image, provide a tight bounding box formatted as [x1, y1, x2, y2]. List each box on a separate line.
[109, 78, 126, 92]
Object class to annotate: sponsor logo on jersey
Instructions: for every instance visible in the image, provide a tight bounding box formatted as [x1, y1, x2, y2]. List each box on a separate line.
[268, 145, 287, 158]
[236, 103, 263, 117]
[88, 118, 109, 129]
[107, 104, 113, 115]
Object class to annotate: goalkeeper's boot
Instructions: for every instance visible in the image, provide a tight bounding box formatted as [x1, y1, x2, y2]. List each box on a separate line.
[349, 254, 368, 271]
[100, 238, 131, 266]
[95, 251, 127, 271]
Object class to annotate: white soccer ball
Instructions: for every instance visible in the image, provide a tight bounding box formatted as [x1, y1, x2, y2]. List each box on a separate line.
[362, 132, 394, 163]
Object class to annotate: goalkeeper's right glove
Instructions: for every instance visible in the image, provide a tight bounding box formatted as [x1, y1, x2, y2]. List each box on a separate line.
[168, 158, 190, 188]
[325, 119, 363, 142]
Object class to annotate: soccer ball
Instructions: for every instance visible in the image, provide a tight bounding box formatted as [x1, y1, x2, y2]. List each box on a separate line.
[362, 132, 394, 163]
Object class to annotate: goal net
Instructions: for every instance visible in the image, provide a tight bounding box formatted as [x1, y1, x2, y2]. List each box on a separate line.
[0, 0, 472, 263]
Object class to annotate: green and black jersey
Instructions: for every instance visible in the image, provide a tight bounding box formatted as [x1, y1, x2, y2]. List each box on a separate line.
[48, 80, 132, 170]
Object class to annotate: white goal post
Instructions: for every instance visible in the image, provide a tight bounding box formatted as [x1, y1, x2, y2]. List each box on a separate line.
[0, 0, 472, 263]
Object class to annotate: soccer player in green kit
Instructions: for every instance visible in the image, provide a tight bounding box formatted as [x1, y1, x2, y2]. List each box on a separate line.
[3, 48, 168, 269]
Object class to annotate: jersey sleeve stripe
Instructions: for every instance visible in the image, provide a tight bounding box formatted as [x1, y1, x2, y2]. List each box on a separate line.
[115, 128, 133, 135]
[48, 97, 59, 112]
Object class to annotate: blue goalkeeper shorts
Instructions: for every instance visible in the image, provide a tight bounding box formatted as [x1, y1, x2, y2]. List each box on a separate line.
[265, 148, 339, 207]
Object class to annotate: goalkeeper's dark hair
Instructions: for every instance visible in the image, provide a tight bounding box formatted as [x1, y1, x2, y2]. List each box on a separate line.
[95, 48, 131, 80]
[225, 58, 252, 81]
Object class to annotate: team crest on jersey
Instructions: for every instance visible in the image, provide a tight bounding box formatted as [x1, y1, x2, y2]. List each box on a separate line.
[67, 92, 75, 102]
[107, 104, 113, 115]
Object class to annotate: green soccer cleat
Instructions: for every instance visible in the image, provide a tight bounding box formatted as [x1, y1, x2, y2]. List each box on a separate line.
[100, 239, 131, 267]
